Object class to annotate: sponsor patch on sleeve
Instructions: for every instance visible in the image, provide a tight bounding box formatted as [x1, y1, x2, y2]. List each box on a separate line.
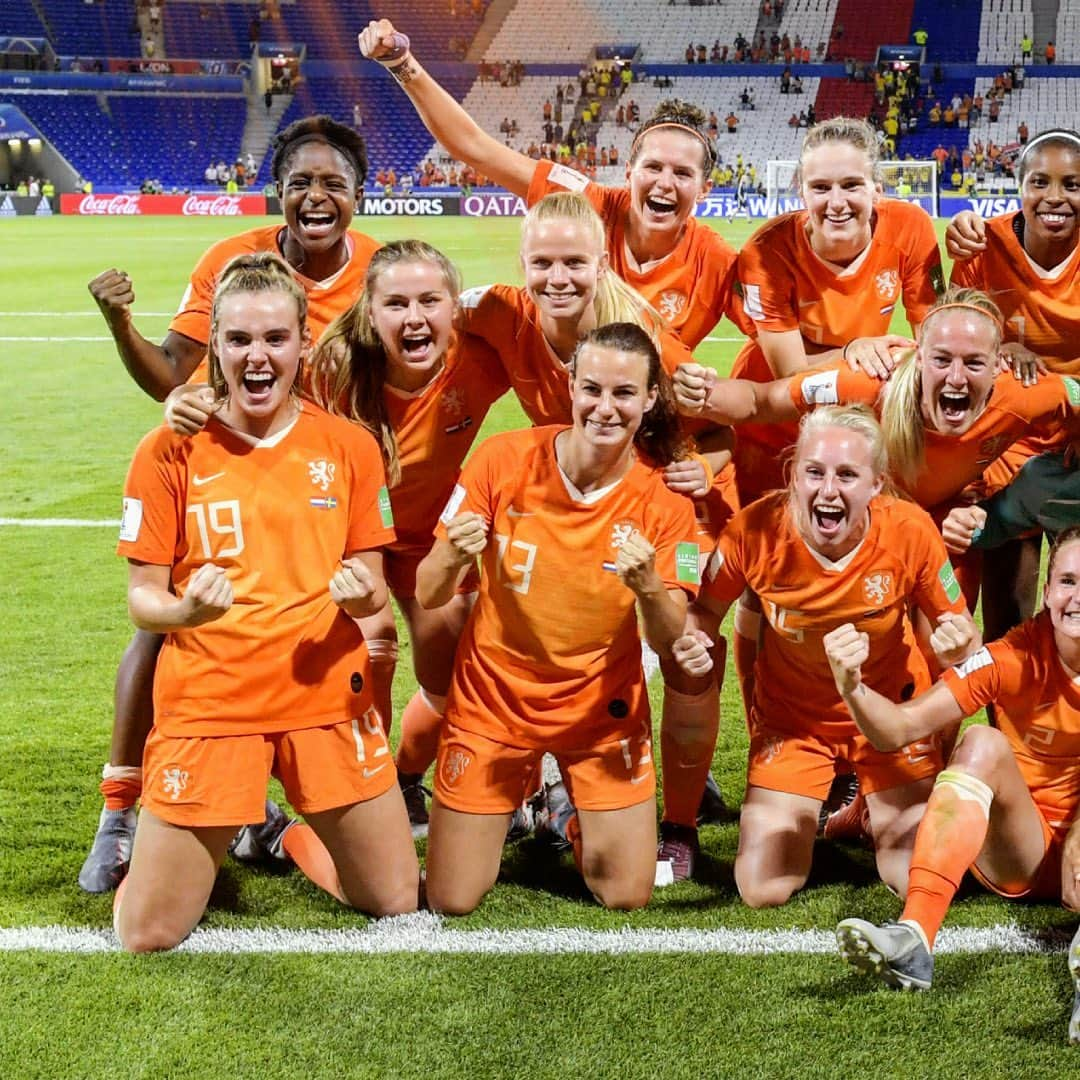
[938, 560, 961, 603]
[800, 369, 840, 406]
[440, 483, 467, 526]
[377, 485, 394, 528]
[546, 163, 590, 192]
[742, 283, 764, 322]
[1064, 376, 1080, 407]
[675, 542, 701, 584]
[119, 497, 143, 543]
[952, 646, 992, 679]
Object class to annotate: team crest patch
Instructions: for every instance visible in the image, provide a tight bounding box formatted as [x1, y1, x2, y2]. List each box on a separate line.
[610, 520, 638, 549]
[440, 746, 472, 787]
[874, 269, 899, 300]
[308, 459, 336, 492]
[978, 435, 1006, 461]
[441, 388, 465, 417]
[862, 572, 892, 605]
[658, 290, 688, 320]
[160, 765, 190, 802]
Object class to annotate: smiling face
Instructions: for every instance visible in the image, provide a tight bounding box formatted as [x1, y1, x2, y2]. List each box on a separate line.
[791, 426, 883, 559]
[278, 141, 358, 261]
[918, 309, 998, 436]
[1019, 141, 1080, 257]
[569, 342, 657, 452]
[799, 141, 878, 262]
[1045, 538, 1080, 648]
[214, 289, 305, 438]
[627, 127, 711, 246]
[521, 217, 606, 325]
[368, 259, 455, 391]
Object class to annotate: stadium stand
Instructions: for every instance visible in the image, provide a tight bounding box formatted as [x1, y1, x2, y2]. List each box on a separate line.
[39, 0, 142, 58]
[979, 0, 1034, 65]
[767, 0, 841, 62]
[0, 0, 47, 38]
[164, 2, 256, 60]
[910, 0, 983, 62]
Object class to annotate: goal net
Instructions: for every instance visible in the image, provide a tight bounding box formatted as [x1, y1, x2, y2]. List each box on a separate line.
[765, 159, 939, 218]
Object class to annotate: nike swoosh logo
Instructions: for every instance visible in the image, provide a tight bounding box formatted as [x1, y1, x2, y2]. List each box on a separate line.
[192, 472, 225, 486]
[363, 764, 388, 779]
[506, 507, 534, 518]
[630, 773, 651, 785]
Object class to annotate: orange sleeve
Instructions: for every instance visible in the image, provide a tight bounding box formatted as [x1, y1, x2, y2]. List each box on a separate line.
[736, 223, 799, 333]
[941, 639, 1020, 715]
[168, 234, 251, 344]
[116, 428, 182, 566]
[434, 434, 501, 538]
[785, 360, 883, 413]
[342, 422, 397, 553]
[701, 521, 749, 608]
[647, 492, 702, 599]
[909, 514, 969, 620]
[897, 203, 944, 325]
[948, 249, 982, 290]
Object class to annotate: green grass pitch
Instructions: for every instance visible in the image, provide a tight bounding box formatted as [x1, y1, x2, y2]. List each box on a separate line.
[1, 214, 1078, 1078]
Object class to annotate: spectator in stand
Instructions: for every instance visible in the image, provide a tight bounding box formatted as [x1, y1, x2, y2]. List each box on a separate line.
[1046, 42, 1055, 65]
[203, 161, 216, 186]
[726, 111, 739, 134]
[685, 44, 695, 63]
[710, 40, 722, 63]
[781, 67, 791, 94]
[989, 98, 1001, 122]
[1021, 33, 1033, 62]
[793, 76, 803, 95]
[707, 111, 719, 139]
[697, 44, 707, 64]
[1018, 121, 1030, 145]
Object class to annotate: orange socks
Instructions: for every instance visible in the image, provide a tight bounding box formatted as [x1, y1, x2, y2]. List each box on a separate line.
[100, 764, 142, 811]
[901, 769, 993, 948]
[660, 684, 719, 828]
[281, 823, 348, 905]
[395, 689, 446, 777]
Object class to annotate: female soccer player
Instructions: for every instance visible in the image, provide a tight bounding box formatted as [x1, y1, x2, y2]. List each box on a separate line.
[309, 241, 508, 831]
[729, 116, 942, 507]
[827, 527, 1080, 1007]
[459, 192, 735, 863]
[416, 323, 701, 914]
[113, 253, 418, 951]
[943, 130, 1080, 639]
[670, 405, 978, 907]
[358, 20, 737, 350]
[80, 116, 386, 893]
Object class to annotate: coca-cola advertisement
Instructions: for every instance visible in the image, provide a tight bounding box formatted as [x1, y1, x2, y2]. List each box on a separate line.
[60, 193, 268, 216]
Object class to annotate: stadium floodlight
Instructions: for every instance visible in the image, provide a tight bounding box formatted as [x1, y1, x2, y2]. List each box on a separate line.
[765, 159, 940, 218]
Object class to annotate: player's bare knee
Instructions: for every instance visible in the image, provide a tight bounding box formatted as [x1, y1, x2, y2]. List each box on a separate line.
[950, 724, 1009, 774]
[117, 915, 187, 954]
[736, 872, 798, 909]
[588, 873, 652, 911]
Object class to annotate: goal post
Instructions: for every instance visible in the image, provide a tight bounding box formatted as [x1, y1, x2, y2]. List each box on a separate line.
[765, 159, 939, 218]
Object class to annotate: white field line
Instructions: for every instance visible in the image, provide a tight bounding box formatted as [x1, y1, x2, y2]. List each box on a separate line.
[1, 336, 115, 342]
[0, 917, 1071, 955]
[0, 518, 119, 527]
[0, 311, 174, 317]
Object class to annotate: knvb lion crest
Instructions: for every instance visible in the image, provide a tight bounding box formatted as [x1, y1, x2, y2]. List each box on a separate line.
[874, 269, 899, 300]
[755, 735, 784, 766]
[863, 572, 893, 606]
[610, 520, 637, 549]
[441, 388, 465, 417]
[441, 747, 472, 787]
[658, 290, 687, 320]
[308, 459, 336, 492]
[161, 766, 190, 802]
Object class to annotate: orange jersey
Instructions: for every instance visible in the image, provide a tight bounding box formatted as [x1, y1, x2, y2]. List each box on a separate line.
[172, 225, 380, 381]
[732, 200, 943, 499]
[784, 360, 1080, 516]
[438, 426, 701, 751]
[460, 283, 695, 425]
[526, 159, 738, 348]
[117, 403, 396, 737]
[950, 212, 1080, 372]
[702, 491, 967, 732]
[943, 611, 1080, 836]
[385, 334, 509, 549]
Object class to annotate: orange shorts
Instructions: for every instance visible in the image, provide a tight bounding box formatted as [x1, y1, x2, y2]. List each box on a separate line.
[385, 541, 480, 599]
[141, 713, 396, 827]
[970, 806, 1062, 901]
[433, 718, 655, 814]
[747, 717, 942, 800]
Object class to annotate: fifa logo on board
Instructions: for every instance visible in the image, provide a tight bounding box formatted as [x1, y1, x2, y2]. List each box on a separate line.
[161, 767, 190, 801]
